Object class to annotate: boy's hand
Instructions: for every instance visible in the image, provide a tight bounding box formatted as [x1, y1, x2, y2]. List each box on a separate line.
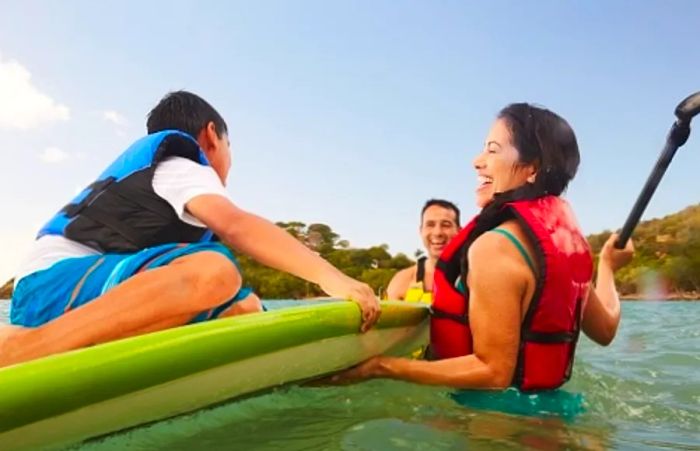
[320, 274, 381, 332]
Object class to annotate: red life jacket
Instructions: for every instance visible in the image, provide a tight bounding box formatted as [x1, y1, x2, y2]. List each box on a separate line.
[430, 196, 593, 391]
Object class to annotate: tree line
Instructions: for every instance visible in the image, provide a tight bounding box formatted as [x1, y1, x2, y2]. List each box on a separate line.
[236, 222, 414, 299]
[1, 205, 699, 300]
[588, 204, 700, 297]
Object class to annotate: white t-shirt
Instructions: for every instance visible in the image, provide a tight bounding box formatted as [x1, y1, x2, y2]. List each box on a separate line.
[15, 157, 230, 283]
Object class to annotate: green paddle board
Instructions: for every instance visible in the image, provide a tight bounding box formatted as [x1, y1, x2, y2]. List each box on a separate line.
[0, 300, 428, 450]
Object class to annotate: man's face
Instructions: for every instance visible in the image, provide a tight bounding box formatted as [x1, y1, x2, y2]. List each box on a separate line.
[420, 205, 459, 259]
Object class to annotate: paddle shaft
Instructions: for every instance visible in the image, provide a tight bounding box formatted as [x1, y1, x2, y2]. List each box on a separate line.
[615, 121, 691, 249]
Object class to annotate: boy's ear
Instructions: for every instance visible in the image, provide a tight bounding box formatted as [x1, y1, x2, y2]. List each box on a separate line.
[197, 122, 218, 151]
[205, 122, 219, 145]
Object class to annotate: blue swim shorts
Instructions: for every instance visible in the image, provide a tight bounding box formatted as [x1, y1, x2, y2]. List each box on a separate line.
[10, 242, 253, 327]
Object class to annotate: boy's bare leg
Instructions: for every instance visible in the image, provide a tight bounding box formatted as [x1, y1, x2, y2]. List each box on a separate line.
[219, 293, 263, 317]
[0, 251, 241, 368]
[117, 293, 263, 339]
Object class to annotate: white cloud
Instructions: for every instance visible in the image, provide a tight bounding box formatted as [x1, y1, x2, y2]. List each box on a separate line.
[39, 147, 69, 164]
[102, 110, 128, 127]
[0, 54, 70, 130]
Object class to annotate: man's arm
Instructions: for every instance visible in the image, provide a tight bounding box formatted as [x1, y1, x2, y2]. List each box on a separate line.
[386, 267, 414, 300]
[186, 194, 381, 331]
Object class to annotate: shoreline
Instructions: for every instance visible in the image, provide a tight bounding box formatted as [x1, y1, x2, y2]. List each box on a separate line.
[620, 292, 700, 301]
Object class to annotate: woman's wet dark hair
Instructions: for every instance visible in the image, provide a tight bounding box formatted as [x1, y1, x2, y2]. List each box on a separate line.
[498, 103, 580, 197]
[460, 104, 582, 283]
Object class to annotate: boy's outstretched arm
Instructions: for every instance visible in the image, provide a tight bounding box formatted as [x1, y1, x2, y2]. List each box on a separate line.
[187, 194, 381, 331]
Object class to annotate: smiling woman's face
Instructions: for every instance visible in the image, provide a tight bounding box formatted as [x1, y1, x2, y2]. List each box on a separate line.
[472, 118, 537, 208]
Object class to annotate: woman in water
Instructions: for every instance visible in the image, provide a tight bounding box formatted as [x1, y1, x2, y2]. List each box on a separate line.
[335, 103, 634, 391]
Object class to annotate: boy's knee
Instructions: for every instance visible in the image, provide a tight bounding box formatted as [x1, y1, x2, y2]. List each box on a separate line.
[178, 251, 242, 306]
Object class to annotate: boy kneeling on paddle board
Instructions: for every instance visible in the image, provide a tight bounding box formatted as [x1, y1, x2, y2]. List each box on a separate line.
[0, 91, 380, 368]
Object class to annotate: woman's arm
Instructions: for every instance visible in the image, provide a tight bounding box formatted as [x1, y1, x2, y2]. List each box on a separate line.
[334, 231, 531, 389]
[582, 233, 634, 345]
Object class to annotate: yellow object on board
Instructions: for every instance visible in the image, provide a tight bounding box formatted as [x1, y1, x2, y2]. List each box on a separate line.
[403, 282, 432, 304]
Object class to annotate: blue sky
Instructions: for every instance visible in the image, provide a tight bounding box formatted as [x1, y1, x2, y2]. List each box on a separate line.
[1, 1, 699, 282]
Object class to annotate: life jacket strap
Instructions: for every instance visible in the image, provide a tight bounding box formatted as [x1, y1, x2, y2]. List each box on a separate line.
[429, 306, 469, 325]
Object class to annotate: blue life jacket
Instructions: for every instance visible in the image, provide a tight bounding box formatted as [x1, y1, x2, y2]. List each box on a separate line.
[39, 130, 215, 252]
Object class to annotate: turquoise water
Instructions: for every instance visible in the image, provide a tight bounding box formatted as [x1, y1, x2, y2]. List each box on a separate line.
[1, 301, 699, 450]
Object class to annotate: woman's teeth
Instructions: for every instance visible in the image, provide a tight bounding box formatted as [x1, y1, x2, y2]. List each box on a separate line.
[477, 175, 493, 187]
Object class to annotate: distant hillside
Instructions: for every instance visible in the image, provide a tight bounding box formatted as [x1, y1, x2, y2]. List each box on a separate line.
[587, 204, 700, 298]
[2, 206, 699, 300]
[0, 222, 415, 301]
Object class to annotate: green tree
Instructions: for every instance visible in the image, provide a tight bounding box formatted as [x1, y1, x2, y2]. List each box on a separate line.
[0, 278, 13, 299]
[236, 224, 414, 298]
[586, 203, 700, 296]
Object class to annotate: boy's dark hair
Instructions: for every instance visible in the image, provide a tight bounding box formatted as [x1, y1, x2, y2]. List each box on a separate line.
[421, 199, 461, 227]
[147, 91, 228, 139]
